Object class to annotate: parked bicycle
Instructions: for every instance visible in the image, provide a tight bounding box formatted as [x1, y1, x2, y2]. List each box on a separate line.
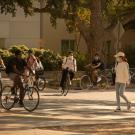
[1, 75, 40, 112]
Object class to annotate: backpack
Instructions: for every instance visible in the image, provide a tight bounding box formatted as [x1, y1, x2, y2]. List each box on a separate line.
[5, 57, 14, 74]
[100, 62, 105, 70]
[35, 59, 44, 75]
[64, 57, 76, 71]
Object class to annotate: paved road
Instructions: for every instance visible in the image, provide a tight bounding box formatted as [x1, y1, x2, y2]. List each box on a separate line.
[1, 86, 135, 135]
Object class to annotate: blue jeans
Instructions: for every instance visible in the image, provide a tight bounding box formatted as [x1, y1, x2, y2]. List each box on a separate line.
[115, 83, 129, 109]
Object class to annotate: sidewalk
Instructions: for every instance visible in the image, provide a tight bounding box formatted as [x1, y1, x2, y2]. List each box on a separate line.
[1, 88, 135, 135]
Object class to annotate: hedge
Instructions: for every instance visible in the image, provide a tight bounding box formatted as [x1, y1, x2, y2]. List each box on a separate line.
[1, 45, 88, 71]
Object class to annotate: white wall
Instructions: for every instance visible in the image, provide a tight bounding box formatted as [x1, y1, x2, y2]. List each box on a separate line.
[0, 8, 40, 48]
[42, 13, 87, 53]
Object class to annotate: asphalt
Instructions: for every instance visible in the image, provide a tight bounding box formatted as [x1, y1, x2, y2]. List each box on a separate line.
[1, 86, 135, 135]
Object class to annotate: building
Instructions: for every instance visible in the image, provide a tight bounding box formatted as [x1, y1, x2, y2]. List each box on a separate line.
[0, 7, 135, 57]
[0, 8, 40, 49]
[0, 8, 87, 55]
[40, 13, 87, 54]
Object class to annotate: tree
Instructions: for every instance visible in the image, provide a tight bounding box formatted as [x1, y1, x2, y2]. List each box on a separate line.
[0, 0, 135, 60]
[34, 0, 135, 59]
[0, 0, 33, 16]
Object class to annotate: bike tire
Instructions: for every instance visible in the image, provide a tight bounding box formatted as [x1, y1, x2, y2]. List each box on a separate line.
[0, 80, 2, 94]
[23, 87, 40, 112]
[97, 75, 109, 89]
[1, 86, 15, 110]
[80, 75, 91, 90]
[63, 73, 71, 96]
[63, 80, 69, 96]
[36, 77, 46, 91]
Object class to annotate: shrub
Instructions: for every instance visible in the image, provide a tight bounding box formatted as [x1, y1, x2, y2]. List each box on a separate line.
[1, 45, 88, 71]
[75, 53, 89, 71]
[41, 49, 62, 71]
[125, 45, 135, 68]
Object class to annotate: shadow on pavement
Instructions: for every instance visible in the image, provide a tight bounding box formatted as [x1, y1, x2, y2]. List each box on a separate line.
[0, 95, 135, 134]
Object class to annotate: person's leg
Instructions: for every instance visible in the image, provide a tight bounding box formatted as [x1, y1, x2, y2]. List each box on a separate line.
[15, 75, 24, 105]
[69, 71, 75, 81]
[119, 83, 131, 110]
[115, 83, 121, 110]
[119, 83, 129, 103]
[8, 73, 17, 94]
[60, 69, 68, 89]
[91, 70, 98, 85]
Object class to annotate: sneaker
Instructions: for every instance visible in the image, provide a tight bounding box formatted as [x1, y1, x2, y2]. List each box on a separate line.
[69, 80, 72, 85]
[97, 77, 102, 83]
[114, 108, 121, 112]
[127, 102, 131, 110]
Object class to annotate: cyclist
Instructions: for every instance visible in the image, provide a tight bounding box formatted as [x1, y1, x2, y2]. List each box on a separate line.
[26, 49, 38, 74]
[6, 50, 27, 106]
[0, 54, 6, 78]
[24, 49, 38, 82]
[59, 51, 77, 90]
[86, 53, 104, 85]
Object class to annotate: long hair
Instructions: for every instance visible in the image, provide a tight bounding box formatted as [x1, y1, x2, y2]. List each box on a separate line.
[120, 56, 128, 62]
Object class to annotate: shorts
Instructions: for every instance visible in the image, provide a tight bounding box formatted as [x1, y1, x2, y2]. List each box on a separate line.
[8, 73, 18, 81]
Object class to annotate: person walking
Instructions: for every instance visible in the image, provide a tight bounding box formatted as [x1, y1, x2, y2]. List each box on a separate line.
[114, 52, 131, 112]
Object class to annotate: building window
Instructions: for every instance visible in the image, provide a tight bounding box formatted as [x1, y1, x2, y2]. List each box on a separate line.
[61, 39, 75, 55]
[0, 38, 5, 49]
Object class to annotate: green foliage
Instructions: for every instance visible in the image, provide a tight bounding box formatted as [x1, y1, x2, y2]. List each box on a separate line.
[41, 49, 62, 71]
[125, 45, 135, 68]
[1, 45, 63, 71]
[9, 44, 29, 53]
[105, 0, 135, 22]
[0, 45, 88, 71]
[75, 53, 89, 71]
[0, 0, 33, 16]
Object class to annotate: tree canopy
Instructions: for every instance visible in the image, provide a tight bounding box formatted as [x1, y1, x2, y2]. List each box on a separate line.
[0, 0, 135, 58]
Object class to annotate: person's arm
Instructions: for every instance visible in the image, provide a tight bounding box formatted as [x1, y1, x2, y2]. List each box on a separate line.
[74, 59, 77, 72]
[85, 63, 91, 68]
[91, 62, 101, 69]
[124, 63, 130, 84]
[0, 59, 5, 68]
[62, 57, 67, 69]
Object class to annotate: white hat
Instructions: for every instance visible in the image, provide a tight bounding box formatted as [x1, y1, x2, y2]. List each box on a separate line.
[114, 52, 125, 57]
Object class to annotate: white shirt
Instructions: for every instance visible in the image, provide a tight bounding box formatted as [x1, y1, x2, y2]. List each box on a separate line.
[115, 62, 130, 84]
[62, 56, 77, 72]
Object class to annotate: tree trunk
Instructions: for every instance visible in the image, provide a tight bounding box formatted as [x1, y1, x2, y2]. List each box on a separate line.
[82, 0, 104, 61]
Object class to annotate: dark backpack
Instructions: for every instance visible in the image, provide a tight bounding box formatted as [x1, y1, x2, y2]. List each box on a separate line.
[5, 57, 14, 74]
[100, 62, 105, 70]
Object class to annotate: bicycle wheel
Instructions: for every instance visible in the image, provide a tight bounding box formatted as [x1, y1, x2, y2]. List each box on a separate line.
[97, 75, 109, 89]
[23, 87, 40, 112]
[1, 86, 15, 110]
[62, 73, 71, 96]
[36, 77, 46, 91]
[0, 80, 2, 93]
[80, 75, 91, 89]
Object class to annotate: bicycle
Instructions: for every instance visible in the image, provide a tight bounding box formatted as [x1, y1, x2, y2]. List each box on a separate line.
[1, 75, 40, 112]
[129, 68, 135, 87]
[0, 67, 6, 93]
[80, 68, 109, 90]
[60, 69, 72, 96]
[29, 73, 47, 91]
